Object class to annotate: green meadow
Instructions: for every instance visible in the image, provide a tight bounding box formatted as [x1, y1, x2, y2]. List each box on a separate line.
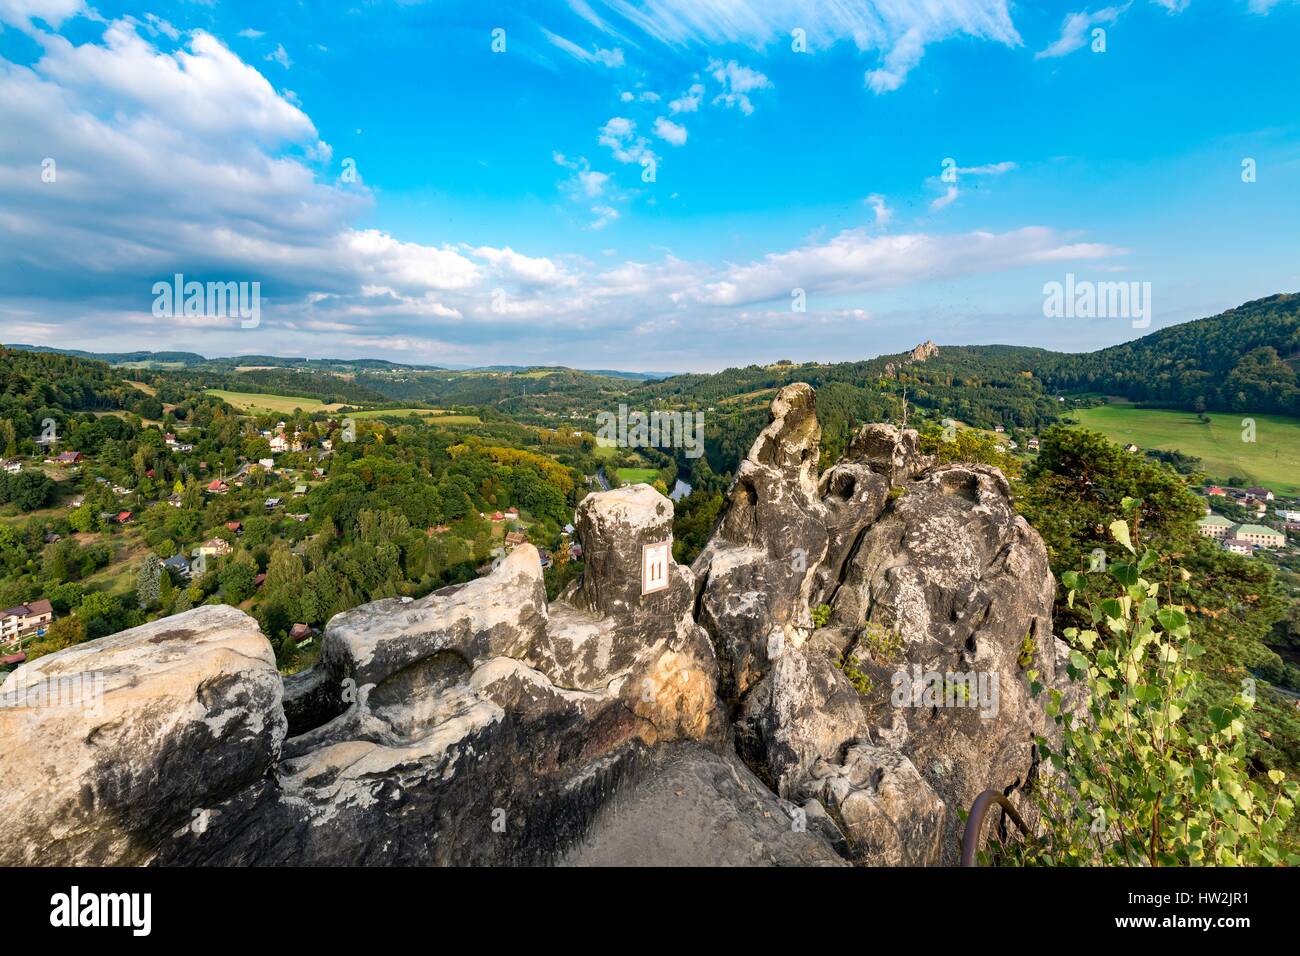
[1070, 404, 1300, 496]
[615, 467, 660, 486]
[204, 389, 348, 415]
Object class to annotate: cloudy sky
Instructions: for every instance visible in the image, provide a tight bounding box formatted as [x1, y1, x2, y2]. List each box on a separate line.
[1, 0, 1298, 371]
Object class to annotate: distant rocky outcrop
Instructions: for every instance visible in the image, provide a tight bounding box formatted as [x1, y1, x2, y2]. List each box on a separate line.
[909, 340, 939, 362]
[0, 383, 1068, 867]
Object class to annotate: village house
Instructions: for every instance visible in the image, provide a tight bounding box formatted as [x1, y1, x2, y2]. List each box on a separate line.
[193, 538, 234, 559]
[163, 554, 192, 579]
[265, 497, 283, 510]
[1241, 497, 1268, 517]
[115, 511, 133, 525]
[1123, 443, 1139, 454]
[1231, 523, 1286, 549]
[1247, 486, 1275, 501]
[1205, 485, 1227, 497]
[269, 434, 289, 454]
[289, 623, 316, 647]
[1221, 538, 1253, 556]
[167, 493, 183, 508]
[225, 521, 243, 535]
[0, 599, 54, 645]
[1, 459, 20, 475]
[207, 479, 228, 494]
[55, 451, 83, 466]
[504, 531, 528, 549]
[1275, 508, 1300, 523]
[1026, 438, 1040, 451]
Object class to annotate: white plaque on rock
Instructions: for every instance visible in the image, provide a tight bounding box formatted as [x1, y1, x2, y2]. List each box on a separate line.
[641, 540, 670, 595]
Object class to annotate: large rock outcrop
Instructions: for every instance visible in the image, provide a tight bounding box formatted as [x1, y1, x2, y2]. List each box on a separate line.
[1, 383, 1068, 867]
[0, 606, 284, 866]
[692, 383, 829, 700]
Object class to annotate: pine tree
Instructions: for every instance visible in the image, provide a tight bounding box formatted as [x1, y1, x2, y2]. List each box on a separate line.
[136, 553, 163, 610]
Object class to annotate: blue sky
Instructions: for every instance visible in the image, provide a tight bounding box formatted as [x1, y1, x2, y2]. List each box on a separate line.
[2, 0, 1299, 371]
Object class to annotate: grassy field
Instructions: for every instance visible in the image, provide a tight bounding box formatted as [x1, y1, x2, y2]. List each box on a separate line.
[204, 389, 350, 415]
[1071, 404, 1300, 496]
[615, 467, 660, 485]
[347, 409, 480, 425]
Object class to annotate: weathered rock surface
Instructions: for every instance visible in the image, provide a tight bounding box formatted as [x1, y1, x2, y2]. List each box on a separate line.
[692, 383, 828, 699]
[0, 606, 284, 866]
[686, 393, 1059, 864]
[560, 743, 846, 866]
[801, 743, 945, 866]
[5, 383, 1068, 867]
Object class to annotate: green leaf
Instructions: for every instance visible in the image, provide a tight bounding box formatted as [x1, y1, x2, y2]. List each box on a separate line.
[1156, 606, 1188, 632]
[1109, 519, 1136, 554]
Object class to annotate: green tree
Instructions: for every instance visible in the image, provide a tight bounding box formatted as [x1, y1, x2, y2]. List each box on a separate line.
[1005, 510, 1298, 865]
[136, 553, 163, 610]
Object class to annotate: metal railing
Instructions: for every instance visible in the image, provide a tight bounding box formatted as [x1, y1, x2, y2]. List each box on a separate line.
[960, 789, 1031, 866]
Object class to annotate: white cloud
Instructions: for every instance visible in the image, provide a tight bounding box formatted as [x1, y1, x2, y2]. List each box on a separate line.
[580, 0, 1021, 95]
[1036, 6, 1126, 59]
[554, 152, 611, 198]
[930, 186, 959, 212]
[142, 14, 179, 41]
[653, 116, 687, 145]
[688, 226, 1124, 307]
[668, 82, 704, 113]
[708, 59, 771, 114]
[598, 116, 657, 165]
[265, 42, 292, 69]
[864, 193, 892, 227]
[469, 245, 578, 288]
[0, 0, 84, 31]
[589, 205, 620, 230]
[238, 28, 265, 39]
[956, 161, 1017, 176]
[543, 29, 624, 67]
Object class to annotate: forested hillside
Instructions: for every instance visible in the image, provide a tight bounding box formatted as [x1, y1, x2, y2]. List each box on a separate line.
[1038, 293, 1300, 414]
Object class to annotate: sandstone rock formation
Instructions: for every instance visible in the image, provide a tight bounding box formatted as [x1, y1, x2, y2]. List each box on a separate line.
[1, 383, 1068, 867]
[909, 339, 939, 363]
[0, 606, 284, 866]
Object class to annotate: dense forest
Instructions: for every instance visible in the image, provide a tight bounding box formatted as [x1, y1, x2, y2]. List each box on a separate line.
[1036, 293, 1300, 414]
